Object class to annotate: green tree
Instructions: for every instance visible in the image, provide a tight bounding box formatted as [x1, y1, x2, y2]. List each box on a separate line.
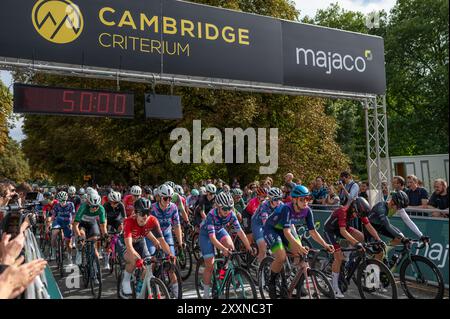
[0, 137, 30, 182]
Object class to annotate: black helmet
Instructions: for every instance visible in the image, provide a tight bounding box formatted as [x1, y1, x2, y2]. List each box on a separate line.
[351, 197, 371, 217]
[134, 198, 151, 215]
[391, 191, 409, 209]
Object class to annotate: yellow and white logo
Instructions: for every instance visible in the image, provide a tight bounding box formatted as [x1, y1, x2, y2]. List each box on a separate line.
[32, 0, 83, 44]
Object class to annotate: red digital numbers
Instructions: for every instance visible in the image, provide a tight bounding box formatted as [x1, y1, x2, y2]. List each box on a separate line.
[62, 91, 75, 112]
[60, 91, 128, 116]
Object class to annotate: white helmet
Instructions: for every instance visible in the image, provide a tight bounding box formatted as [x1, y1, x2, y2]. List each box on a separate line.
[108, 191, 122, 203]
[68, 186, 76, 195]
[199, 186, 207, 195]
[86, 187, 98, 196]
[205, 184, 217, 194]
[87, 193, 101, 206]
[56, 191, 68, 202]
[78, 187, 86, 195]
[174, 185, 184, 196]
[130, 185, 142, 196]
[215, 192, 234, 208]
[153, 188, 159, 197]
[159, 184, 174, 197]
[165, 181, 176, 189]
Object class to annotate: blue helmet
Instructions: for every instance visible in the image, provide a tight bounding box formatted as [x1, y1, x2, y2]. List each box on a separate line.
[291, 185, 310, 198]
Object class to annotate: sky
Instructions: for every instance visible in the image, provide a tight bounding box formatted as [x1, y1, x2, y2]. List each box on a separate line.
[1, 0, 397, 144]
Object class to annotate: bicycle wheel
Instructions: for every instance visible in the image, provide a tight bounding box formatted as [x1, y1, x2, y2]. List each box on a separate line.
[178, 245, 193, 281]
[90, 254, 103, 299]
[114, 249, 124, 281]
[145, 277, 171, 299]
[356, 259, 397, 299]
[159, 261, 183, 299]
[194, 258, 206, 299]
[399, 255, 444, 299]
[257, 256, 285, 299]
[309, 250, 333, 275]
[191, 232, 201, 262]
[295, 269, 335, 299]
[225, 268, 258, 299]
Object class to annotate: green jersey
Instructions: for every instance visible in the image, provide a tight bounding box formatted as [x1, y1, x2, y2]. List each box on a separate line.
[75, 202, 106, 224]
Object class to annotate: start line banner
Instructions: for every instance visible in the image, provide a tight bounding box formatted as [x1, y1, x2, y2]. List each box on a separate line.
[0, 0, 386, 95]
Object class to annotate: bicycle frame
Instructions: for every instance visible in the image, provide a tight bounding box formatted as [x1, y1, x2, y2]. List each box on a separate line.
[135, 258, 161, 299]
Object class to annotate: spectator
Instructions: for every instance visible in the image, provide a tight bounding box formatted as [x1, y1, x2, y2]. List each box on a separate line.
[0, 232, 47, 299]
[392, 176, 407, 192]
[0, 180, 17, 208]
[337, 171, 359, 207]
[406, 175, 429, 207]
[284, 173, 294, 184]
[358, 182, 369, 201]
[294, 178, 302, 185]
[324, 184, 340, 206]
[427, 179, 449, 218]
[311, 176, 328, 205]
[382, 181, 389, 201]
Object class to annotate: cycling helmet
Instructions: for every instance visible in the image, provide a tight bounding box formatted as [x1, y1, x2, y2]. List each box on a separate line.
[165, 181, 176, 189]
[134, 198, 151, 214]
[391, 191, 409, 209]
[215, 192, 234, 208]
[268, 187, 283, 201]
[108, 191, 122, 203]
[130, 185, 142, 196]
[159, 184, 174, 197]
[88, 193, 101, 206]
[256, 186, 268, 197]
[78, 187, 85, 195]
[56, 191, 68, 202]
[50, 187, 57, 194]
[153, 188, 159, 197]
[351, 197, 371, 217]
[191, 189, 200, 196]
[43, 191, 52, 198]
[231, 188, 243, 197]
[68, 186, 76, 195]
[291, 185, 311, 198]
[205, 184, 217, 194]
[143, 186, 152, 195]
[199, 186, 207, 195]
[174, 185, 184, 196]
[86, 187, 94, 193]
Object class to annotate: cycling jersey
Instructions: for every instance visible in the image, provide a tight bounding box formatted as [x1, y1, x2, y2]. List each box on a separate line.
[50, 202, 75, 239]
[150, 202, 180, 233]
[42, 200, 58, 219]
[199, 208, 242, 259]
[172, 193, 187, 214]
[123, 215, 162, 241]
[264, 202, 315, 231]
[194, 195, 215, 225]
[74, 203, 106, 224]
[368, 201, 422, 238]
[199, 208, 241, 237]
[123, 194, 136, 217]
[252, 200, 281, 244]
[324, 206, 370, 232]
[50, 202, 75, 223]
[104, 201, 126, 231]
[67, 195, 81, 211]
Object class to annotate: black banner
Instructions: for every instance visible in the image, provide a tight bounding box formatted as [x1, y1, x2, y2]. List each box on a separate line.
[282, 21, 386, 94]
[0, 0, 386, 94]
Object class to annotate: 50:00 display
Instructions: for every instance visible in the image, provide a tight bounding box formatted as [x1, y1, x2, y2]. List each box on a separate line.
[62, 91, 127, 114]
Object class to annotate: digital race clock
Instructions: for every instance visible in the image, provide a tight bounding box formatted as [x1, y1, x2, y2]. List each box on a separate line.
[13, 83, 134, 118]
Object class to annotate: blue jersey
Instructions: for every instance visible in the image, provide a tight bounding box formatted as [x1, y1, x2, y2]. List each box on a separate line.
[264, 202, 315, 232]
[252, 200, 279, 228]
[200, 208, 241, 237]
[51, 202, 75, 223]
[150, 202, 180, 233]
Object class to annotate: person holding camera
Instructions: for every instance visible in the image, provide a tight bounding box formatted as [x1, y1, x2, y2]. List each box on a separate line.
[337, 171, 360, 207]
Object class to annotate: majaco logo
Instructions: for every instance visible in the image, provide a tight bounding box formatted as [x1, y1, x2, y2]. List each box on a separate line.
[296, 47, 374, 75]
[32, 0, 83, 44]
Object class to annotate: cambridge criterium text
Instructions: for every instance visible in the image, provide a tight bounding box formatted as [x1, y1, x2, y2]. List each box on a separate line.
[97, 7, 251, 57]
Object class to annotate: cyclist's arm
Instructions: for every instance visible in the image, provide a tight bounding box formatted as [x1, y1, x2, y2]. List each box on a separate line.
[209, 233, 228, 253]
[377, 213, 404, 239]
[99, 207, 107, 236]
[174, 224, 183, 247]
[339, 227, 360, 246]
[124, 236, 140, 259]
[363, 222, 382, 242]
[397, 208, 423, 238]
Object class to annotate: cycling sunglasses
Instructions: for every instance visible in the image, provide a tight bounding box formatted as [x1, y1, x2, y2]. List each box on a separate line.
[221, 206, 232, 211]
[162, 196, 172, 201]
